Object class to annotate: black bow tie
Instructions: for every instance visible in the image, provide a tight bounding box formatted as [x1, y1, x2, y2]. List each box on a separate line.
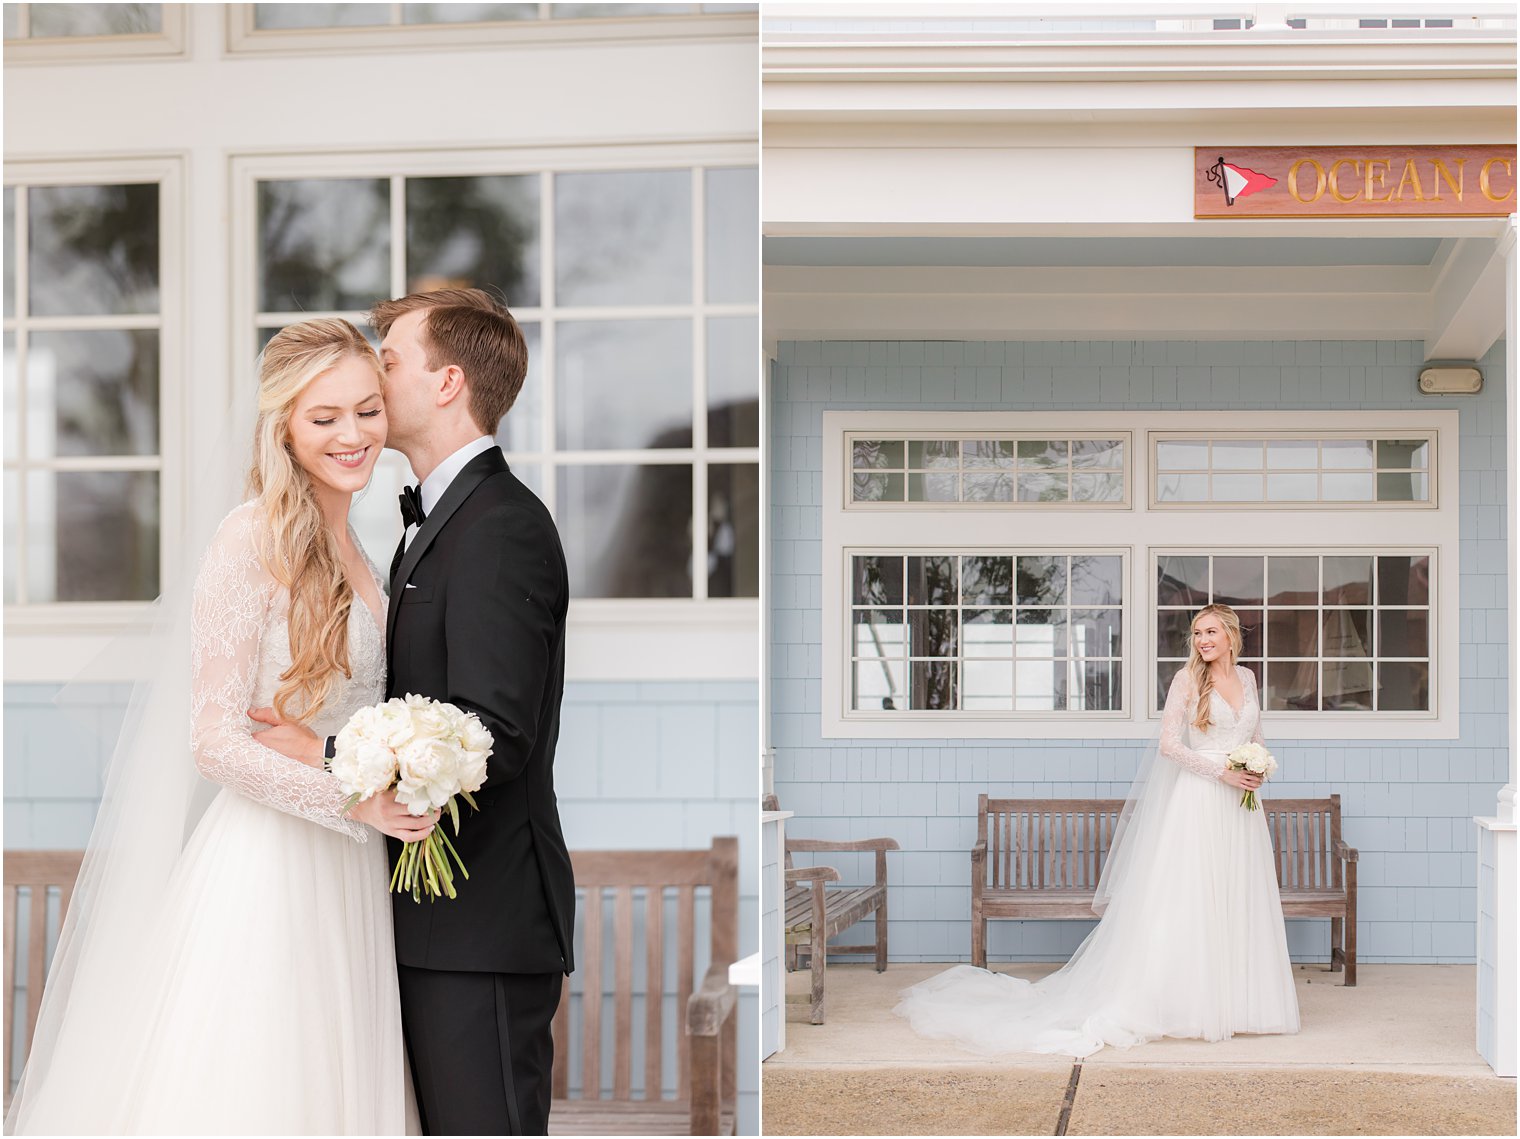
[399, 485, 427, 529]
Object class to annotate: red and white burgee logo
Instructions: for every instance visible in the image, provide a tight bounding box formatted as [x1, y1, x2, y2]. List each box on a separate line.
[1206, 157, 1278, 205]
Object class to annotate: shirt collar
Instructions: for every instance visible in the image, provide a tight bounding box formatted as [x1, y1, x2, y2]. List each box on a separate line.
[418, 436, 497, 516]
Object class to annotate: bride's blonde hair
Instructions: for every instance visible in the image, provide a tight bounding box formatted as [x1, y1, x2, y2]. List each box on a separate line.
[247, 318, 383, 724]
[1186, 603, 1244, 733]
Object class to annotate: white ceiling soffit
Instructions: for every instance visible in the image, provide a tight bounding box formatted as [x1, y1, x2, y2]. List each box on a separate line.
[763, 238, 1510, 355]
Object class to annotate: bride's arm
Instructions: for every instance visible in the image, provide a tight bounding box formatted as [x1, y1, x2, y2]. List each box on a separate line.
[1159, 669, 1228, 781]
[188, 505, 367, 841]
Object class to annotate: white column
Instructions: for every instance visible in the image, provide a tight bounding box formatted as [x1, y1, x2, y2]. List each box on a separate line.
[1503, 214, 1519, 826]
[761, 808, 793, 1058]
[1477, 215, 1517, 1078]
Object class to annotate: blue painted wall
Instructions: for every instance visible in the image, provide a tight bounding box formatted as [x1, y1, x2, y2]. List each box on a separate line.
[4, 678, 759, 1130]
[770, 337, 1508, 966]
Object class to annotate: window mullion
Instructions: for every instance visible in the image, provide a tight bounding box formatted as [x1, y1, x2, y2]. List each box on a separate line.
[13, 185, 28, 605]
[538, 169, 557, 525]
[691, 166, 708, 601]
[390, 175, 406, 303]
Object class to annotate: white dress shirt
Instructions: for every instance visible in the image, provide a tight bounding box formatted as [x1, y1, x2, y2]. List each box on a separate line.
[403, 435, 498, 550]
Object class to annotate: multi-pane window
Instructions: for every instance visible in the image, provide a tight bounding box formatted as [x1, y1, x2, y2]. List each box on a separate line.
[3, 3, 161, 38]
[850, 552, 1124, 714]
[824, 410, 1454, 738]
[850, 435, 1126, 506]
[1155, 552, 1432, 713]
[4, 180, 164, 604]
[249, 3, 750, 28]
[253, 162, 759, 601]
[1152, 433, 1434, 505]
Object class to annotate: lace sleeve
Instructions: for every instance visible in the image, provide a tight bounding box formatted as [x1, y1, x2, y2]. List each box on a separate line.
[1159, 669, 1227, 782]
[189, 505, 367, 841]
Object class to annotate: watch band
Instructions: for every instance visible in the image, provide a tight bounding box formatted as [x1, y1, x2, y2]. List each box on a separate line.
[323, 735, 336, 771]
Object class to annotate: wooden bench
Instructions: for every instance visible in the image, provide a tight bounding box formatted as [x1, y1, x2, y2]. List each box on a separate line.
[3, 845, 739, 1133]
[4, 850, 85, 1110]
[764, 795, 900, 1025]
[970, 794, 1359, 985]
[550, 837, 739, 1136]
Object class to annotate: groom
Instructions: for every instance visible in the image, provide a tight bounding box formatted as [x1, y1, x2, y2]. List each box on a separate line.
[262, 288, 577, 1134]
[373, 288, 575, 1135]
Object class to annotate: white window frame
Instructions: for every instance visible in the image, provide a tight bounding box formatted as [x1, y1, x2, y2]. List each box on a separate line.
[231, 141, 758, 683]
[821, 409, 1460, 740]
[1148, 428, 1439, 510]
[3, 155, 187, 643]
[225, 3, 757, 56]
[845, 430, 1132, 510]
[3, 4, 187, 64]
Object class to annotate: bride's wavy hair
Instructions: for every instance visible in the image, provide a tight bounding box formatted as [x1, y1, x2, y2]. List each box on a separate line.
[247, 318, 383, 724]
[1186, 603, 1244, 732]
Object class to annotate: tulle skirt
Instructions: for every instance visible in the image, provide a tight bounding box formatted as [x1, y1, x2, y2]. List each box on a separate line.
[12, 789, 416, 1135]
[895, 770, 1300, 1058]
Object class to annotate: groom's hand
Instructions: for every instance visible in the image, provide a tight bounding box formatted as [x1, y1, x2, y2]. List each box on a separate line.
[249, 707, 324, 767]
[349, 790, 438, 842]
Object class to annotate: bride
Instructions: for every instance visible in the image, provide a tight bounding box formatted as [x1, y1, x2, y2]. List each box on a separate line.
[8, 320, 426, 1134]
[895, 603, 1300, 1057]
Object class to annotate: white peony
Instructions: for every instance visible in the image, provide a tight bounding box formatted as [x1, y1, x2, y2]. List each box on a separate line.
[373, 698, 416, 749]
[330, 736, 399, 800]
[395, 737, 464, 816]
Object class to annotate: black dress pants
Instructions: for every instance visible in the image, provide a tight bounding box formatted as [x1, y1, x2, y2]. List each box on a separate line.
[397, 965, 562, 1136]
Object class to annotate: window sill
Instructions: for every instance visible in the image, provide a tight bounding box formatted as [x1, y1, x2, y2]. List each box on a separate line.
[3, 598, 759, 684]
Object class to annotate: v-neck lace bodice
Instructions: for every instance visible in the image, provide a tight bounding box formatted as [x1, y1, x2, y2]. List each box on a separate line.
[1160, 665, 1263, 780]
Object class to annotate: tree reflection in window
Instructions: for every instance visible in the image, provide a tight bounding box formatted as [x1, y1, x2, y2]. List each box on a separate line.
[850, 552, 1124, 714]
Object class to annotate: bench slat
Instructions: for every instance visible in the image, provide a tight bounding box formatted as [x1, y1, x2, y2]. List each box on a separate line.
[552, 975, 570, 1100]
[644, 886, 663, 1102]
[582, 885, 603, 1100]
[613, 887, 633, 1100]
[3, 884, 15, 1081]
[675, 885, 694, 1101]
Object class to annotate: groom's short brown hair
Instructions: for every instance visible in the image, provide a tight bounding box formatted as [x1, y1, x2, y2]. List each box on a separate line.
[369, 287, 528, 436]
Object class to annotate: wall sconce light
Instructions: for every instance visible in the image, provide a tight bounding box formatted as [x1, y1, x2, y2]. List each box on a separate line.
[1418, 365, 1483, 395]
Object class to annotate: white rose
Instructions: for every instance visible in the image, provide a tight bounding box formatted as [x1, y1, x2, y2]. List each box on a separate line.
[395, 737, 462, 815]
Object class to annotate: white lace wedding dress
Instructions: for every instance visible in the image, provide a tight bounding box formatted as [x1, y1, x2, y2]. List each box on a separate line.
[11, 502, 416, 1134]
[895, 665, 1300, 1058]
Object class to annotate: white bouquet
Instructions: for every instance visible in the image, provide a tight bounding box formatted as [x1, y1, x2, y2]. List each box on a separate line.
[330, 694, 492, 902]
[1226, 741, 1278, 811]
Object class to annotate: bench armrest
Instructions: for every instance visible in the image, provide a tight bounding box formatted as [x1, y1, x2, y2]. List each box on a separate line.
[971, 838, 987, 865]
[1334, 840, 1360, 863]
[785, 866, 841, 885]
[786, 838, 901, 854]
[686, 962, 738, 1036]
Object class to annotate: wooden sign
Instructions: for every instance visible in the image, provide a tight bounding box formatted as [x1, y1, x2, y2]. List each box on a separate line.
[1194, 146, 1517, 218]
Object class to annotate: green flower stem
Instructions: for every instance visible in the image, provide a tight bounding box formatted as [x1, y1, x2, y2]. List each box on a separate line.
[388, 796, 477, 903]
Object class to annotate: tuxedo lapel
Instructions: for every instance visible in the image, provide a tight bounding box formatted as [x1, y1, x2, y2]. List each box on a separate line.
[386, 446, 508, 652]
[389, 534, 406, 591]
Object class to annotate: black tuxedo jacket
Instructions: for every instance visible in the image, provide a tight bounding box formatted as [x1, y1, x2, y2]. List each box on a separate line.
[385, 446, 575, 976]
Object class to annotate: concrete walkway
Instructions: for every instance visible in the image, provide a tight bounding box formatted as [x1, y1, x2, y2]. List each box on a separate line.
[762, 963, 1516, 1135]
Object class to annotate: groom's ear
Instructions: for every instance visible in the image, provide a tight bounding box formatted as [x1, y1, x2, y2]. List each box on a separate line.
[435, 364, 469, 408]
